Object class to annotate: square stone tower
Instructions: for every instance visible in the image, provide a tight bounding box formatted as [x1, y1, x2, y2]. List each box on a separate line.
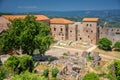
[81, 18, 100, 44]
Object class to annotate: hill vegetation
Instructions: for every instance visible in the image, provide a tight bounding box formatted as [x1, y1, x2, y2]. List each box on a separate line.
[0, 9, 120, 27]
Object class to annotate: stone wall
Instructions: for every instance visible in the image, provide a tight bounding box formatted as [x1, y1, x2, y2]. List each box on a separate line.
[50, 21, 100, 44]
[50, 24, 69, 40]
[101, 26, 120, 44]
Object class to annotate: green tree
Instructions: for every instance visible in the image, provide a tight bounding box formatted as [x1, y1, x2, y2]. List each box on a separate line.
[83, 72, 99, 80]
[97, 38, 112, 50]
[0, 15, 53, 55]
[114, 42, 120, 51]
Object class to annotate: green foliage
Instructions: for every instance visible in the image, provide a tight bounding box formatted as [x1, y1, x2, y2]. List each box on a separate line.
[87, 56, 92, 62]
[97, 38, 112, 50]
[0, 59, 2, 66]
[0, 15, 53, 55]
[63, 52, 68, 56]
[19, 55, 34, 73]
[98, 72, 107, 77]
[0, 66, 10, 80]
[114, 42, 120, 51]
[52, 68, 59, 77]
[114, 60, 120, 80]
[4, 55, 19, 72]
[42, 69, 49, 77]
[11, 71, 46, 80]
[4, 55, 34, 74]
[83, 72, 99, 80]
[50, 77, 59, 80]
[107, 64, 117, 80]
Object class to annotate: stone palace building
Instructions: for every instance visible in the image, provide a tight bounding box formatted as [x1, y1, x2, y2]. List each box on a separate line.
[0, 15, 120, 44]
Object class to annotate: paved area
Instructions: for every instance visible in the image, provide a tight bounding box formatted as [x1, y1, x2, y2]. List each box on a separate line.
[52, 46, 83, 52]
[48, 45, 120, 60]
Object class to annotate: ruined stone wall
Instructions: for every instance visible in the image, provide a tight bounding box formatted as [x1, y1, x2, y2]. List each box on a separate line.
[102, 27, 120, 44]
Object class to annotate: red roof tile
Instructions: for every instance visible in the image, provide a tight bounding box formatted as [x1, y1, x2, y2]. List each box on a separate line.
[2, 15, 49, 21]
[50, 18, 73, 24]
[82, 18, 99, 22]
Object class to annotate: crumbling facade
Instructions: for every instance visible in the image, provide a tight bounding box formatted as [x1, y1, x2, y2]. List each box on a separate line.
[100, 23, 120, 44]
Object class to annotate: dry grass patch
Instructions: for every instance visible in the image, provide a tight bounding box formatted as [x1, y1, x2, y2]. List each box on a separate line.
[35, 64, 49, 71]
[92, 60, 108, 73]
[93, 48, 120, 59]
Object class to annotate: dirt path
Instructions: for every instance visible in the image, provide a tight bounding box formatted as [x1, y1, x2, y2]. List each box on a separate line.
[86, 45, 97, 52]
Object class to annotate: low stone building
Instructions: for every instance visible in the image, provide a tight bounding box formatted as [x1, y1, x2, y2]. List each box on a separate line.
[50, 18, 74, 40]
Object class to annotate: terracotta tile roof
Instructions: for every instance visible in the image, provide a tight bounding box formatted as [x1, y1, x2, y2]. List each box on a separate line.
[82, 18, 99, 22]
[2, 15, 49, 21]
[2, 15, 25, 20]
[50, 18, 73, 24]
[35, 15, 49, 21]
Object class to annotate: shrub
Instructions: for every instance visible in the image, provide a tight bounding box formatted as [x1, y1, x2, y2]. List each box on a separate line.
[18, 55, 34, 73]
[11, 71, 46, 80]
[114, 60, 120, 80]
[114, 42, 120, 51]
[52, 67, 59, 77]
[4, 55, 19, 73]
[83, 72, 99, 80]
[0, 66, 10, 80]
[42, 69, 49, 77]
[87, 56, 92, 62]
[63, 52, 68, 56]
[97, 38, 112, 50]
[4, 55, 34, 74]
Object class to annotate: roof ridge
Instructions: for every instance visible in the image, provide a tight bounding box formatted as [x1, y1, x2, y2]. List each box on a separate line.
[2, 15, 49, 21]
